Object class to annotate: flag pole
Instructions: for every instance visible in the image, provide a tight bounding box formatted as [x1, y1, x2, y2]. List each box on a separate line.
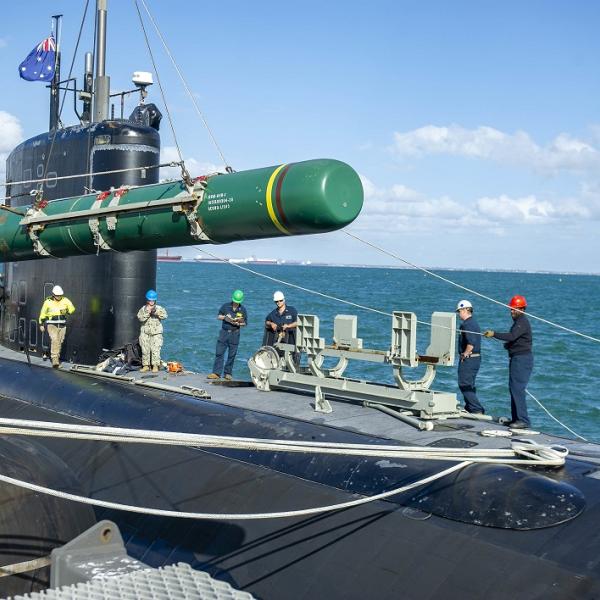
[49, 14, 62, 131]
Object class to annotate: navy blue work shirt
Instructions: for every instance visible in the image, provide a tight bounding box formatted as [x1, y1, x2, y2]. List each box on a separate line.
[459, 316, 481, 354]
[493, 313, 532, 356]
[265, 304, 298, 343]
[219, 302, 248, 331]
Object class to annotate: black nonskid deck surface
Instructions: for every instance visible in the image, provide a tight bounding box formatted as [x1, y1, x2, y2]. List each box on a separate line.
[2, 347, 600, 600]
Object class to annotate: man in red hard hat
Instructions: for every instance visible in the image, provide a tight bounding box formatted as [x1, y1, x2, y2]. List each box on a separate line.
[483, 295, 533, 429]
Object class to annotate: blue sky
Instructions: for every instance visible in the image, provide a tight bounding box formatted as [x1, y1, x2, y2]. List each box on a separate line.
[1, 1, 600, 272]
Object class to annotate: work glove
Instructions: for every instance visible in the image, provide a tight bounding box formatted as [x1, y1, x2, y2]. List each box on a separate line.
[39, 325, 44, 332]
[483, 330, 495, 338]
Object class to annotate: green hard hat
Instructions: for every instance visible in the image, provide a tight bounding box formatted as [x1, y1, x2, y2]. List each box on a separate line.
[232, 289, 244, 303]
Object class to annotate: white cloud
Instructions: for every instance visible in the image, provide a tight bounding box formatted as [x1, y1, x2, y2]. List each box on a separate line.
[476, 194, 588, 223]
[0, 111, 23, 153]
[160, 146, 225, 181]
[578, 181, 600, 218]
[392, 124, 600, 174]
[0, 111, 24, 189]
[355, 174, 466, 233]
[355, 173, 591, 234]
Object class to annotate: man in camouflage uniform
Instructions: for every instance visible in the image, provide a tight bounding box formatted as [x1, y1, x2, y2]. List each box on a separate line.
[137, 289, 167, 372]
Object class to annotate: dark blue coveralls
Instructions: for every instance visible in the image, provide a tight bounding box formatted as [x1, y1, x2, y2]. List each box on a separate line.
[212, 302, 248, 377]
[493, 313, 533, 425]
[264, 305, 298, 346]
[458, 315, 484, 414]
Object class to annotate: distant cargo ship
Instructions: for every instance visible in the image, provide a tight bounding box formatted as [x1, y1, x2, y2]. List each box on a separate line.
[157, 250, 182, 262]
[243, 257, 278, 265]
[194, 255, 279, 265]
[194, 256, 222, 264]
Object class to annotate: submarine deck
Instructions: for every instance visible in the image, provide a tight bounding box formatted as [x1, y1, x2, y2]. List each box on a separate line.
[1, 344, 598, 464]
[3, 344, 600, 600]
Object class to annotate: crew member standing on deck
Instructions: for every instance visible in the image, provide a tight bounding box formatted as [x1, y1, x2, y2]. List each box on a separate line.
[484, 295, 533, 429]
[208, 289, 248, 381]
[264, 291, 298, 346]
[137, 289, 167, 373]
[38, 285, 75, 368]
[456, 300, 484, 414]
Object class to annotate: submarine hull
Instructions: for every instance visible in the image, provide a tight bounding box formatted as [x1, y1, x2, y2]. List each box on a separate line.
[1, 357, 599, 599]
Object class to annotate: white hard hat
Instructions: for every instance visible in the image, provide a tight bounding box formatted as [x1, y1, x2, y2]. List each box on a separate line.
[52, 285, 64, 296]
[273, 290, 285, 302]
[456, 299, 472, 311]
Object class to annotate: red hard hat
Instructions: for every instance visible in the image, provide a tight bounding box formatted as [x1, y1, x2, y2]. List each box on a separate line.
[509, 295, 527, 309]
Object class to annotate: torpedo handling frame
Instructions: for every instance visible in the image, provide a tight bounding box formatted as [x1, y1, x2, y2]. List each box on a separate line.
[249, 311, 462, 429]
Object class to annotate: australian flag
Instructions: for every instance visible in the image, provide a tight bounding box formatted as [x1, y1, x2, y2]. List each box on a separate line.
[18, 35, 56, 82]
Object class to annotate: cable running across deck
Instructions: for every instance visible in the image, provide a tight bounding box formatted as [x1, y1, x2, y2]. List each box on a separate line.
[0, 417, 568, 465]
[0, 416, 568, 520]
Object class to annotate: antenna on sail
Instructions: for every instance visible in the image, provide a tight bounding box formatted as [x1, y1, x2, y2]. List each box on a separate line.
[81, 52, 94, 123]
[49, 14, 62, 130]
[93, 0, 110, 122]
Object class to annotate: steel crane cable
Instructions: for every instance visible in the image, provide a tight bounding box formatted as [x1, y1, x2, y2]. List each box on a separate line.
[138, 0, 231, 170]
[526, 388, 587, 441]
[56, 0, 91, 129]
[192, 248, 472, 338]
[194, 247, 402, 320]
[133, 0, 190, 183]
[341, 231, 594, 439]
[343, 230, 600, 345]
[40, 0, 92, 192]
[193, 246, 486, 339]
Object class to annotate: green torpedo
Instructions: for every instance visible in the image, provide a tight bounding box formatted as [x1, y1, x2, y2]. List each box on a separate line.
[0, 158, 363, 262]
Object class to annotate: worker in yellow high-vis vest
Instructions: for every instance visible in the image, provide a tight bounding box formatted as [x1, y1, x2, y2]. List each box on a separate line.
[39, 285, 75, 368]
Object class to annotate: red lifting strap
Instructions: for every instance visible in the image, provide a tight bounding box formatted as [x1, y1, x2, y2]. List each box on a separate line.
[114, 187, 129, 200]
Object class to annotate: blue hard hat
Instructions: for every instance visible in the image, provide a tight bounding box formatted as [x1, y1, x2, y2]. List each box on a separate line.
[146, 289, 158, 301]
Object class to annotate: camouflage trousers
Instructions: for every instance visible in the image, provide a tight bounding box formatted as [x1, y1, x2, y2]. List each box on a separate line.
[47, 324, 67, 365]
[139, 332, 163, 367]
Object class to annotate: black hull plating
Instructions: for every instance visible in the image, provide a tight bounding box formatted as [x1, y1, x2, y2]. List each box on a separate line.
[0, 436, 95, 596]
[1, 358, 600, 599]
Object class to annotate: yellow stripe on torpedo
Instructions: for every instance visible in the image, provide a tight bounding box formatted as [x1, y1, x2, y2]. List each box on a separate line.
[265, 164, 291, 235]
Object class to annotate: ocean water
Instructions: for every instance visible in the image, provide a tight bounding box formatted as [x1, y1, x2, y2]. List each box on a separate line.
[158, 262, 600, 443]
